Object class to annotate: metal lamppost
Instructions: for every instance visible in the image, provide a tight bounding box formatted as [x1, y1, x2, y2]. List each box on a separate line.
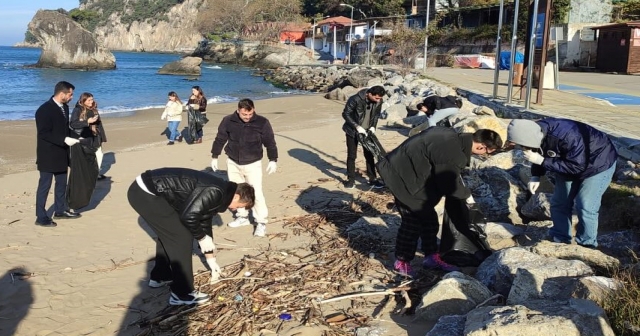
[492, 0, 505, 98]
[524, 0, 541, 109]
[506, 0, 520, 103]
[285, 38, 291, 65]
[369, 20, 379, 65]
[422, 0, 431, 72]
[340, 3, 355, 64]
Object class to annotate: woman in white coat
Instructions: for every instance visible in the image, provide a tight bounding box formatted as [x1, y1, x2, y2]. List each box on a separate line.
[161, 91, 184, 145]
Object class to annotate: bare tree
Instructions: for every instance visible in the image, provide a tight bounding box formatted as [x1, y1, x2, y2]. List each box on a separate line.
[382, 22, 427, 73]
[244, 0, 303, 42]
[196, 0, 250, 37]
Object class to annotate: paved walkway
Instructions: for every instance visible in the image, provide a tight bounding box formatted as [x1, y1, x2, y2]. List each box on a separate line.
[423, 67, 640, 159]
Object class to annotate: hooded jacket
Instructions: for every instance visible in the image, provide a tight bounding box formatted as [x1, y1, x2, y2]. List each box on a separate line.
[140, 168, 237, 240]
[342, 89, 382, 137]
[530, 118, 617, 180]
[376, 127, 472, 211]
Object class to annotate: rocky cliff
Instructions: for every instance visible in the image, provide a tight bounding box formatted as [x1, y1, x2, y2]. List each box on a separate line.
[79, 0, 203, 52]
[28, 10, 116, 70]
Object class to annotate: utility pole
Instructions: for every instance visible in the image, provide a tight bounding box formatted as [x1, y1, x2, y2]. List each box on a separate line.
[524, 0, 541, 109]
[492, 0, 505, 98]
[340, 3, 355, 65]
[422, 0, 431, 72]
[506, 0, 520, 103]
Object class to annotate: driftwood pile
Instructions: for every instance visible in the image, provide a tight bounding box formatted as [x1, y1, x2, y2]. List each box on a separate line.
[131, 190, 441, 336]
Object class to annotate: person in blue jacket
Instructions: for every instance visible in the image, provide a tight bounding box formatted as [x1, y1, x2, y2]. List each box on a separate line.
[507, 118, 618, 248]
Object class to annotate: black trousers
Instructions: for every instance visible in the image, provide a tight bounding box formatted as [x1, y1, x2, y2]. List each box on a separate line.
[127, 182, 211, 295]
[394, 196, 470, 261]
[36, 171, 67, 221]
[346, 133, 376, 181]
[394, 197, 440, 261]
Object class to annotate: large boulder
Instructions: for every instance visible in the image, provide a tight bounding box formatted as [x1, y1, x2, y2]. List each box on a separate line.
[530, 240, 621, 273]
[463, 167, 527, 224]
[520, 192, 553, 220]
[345, 68, 384, 88]
[416, 271, 493, 321]
[507, 267, 620, 305]
[426, 315, 466, 336]
[475, 247, 594, 297]
[158, 56, 202, 75]
[464, 299, 615, 336]
[459, 116, 508, 145]
[27, 10, 115, 70]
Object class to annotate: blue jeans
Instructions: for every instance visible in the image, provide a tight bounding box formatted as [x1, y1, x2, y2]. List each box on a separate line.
[167, 121, 180, 141]
[549, 162, 616, 247]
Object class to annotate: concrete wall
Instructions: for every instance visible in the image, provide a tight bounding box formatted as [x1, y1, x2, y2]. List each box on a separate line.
[568, 0, 612, 23]
[557, 23, 599, 68]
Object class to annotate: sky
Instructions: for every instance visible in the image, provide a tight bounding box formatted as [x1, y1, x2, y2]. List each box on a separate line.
[0, 1, 80, 46]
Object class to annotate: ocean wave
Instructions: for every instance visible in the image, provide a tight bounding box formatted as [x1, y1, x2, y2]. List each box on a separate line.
[98, 104, 166, 114]
[204, 65, 222, 69]
[207, 96, 237, 104]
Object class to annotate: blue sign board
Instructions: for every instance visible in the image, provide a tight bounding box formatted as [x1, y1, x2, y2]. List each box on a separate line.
[535, 13, 545, 48]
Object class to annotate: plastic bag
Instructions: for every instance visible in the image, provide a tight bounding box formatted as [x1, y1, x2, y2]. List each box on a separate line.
[357, 131, 387, 161]
[439, 203, 492, 267]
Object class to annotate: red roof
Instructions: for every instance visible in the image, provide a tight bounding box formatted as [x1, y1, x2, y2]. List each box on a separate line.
[317, 16, 353, 26]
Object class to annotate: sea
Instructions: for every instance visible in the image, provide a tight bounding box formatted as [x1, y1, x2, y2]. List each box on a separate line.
[0, 46, 300, 120]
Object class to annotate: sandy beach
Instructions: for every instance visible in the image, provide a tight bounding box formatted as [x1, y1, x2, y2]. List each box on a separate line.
[0, 94, 422, 335]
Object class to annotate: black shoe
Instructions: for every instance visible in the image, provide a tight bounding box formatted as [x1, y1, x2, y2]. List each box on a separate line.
[35, 219, 57, 227]
[176, 135, 183, 142]
[167, 141, 175, 145]
[344, 180, 355, 189]
[97, 174, 107, 180]
[368, 179, 385, 189]
[53, 211, 82, 219]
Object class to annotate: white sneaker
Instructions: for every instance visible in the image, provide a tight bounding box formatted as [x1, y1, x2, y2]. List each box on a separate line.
[148, 279, 173, 288]
[169, 291, 210, 305]
[254, 223, 266, 237]
[227, 216, 250, 228]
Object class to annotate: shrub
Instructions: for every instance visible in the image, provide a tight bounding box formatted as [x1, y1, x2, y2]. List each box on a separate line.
[601, 259, 640, 336]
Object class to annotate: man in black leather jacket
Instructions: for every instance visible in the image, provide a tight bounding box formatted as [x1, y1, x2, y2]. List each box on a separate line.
[127, 168, 255, 306]
[341, 85, 386, 189]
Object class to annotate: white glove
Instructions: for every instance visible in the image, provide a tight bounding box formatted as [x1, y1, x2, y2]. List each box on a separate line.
[64, 137, 80, 146]
[369, 127, 375, 134]
[523, 150, 544, 165]
[266, 161, 277, 175]
[206, 257, 222, 282]
[466, 195, 476, 204]
[210, 158, 218, 172]
[356, 126, 367, 135]
[198, 235, 215, 253]
[528, 176, 540, 194]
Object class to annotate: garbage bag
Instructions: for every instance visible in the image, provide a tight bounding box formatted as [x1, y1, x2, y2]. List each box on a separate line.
[67, 144, 99, 210]
[357, 131, 387, 161]
[187, 106, 204, 142]
[439, 201, 492, 267]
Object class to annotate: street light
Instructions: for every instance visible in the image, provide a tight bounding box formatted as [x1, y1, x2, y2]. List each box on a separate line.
[312, 15, 329, 52]
[367, 20, 379, 66]
[340, 3, 355, 64]
[423, 0, 431, 72]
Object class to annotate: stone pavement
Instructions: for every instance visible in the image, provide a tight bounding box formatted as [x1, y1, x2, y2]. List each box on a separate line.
[423, 67, 640, 160]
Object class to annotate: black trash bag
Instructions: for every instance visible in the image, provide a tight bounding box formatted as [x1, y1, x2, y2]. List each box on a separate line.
[439, 202, 492, 267]
[67, 144, 99, 210]
[357, 131, 387, 161]
[187, 106, 205, 142]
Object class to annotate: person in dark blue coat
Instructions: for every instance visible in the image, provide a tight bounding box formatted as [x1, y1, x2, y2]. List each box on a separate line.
[507, 118, 618, 248]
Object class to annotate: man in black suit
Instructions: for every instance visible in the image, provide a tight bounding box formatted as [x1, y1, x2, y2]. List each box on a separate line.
[35, 81, 82, 227]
